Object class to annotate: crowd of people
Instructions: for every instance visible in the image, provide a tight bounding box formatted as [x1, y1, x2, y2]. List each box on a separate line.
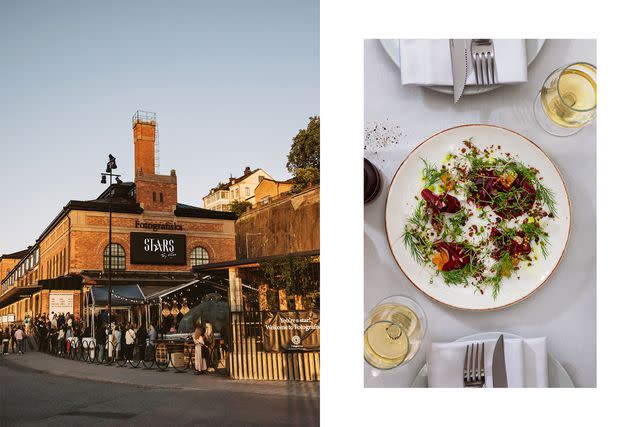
[2, 312, 224, 375]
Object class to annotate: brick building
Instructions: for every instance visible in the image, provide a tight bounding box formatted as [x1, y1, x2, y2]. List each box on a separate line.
[0, 112, 237, 328]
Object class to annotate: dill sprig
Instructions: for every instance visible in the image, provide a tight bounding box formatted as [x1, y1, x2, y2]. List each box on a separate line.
[439, 243, 481, 286]
[505, 161, 557, 217]
[484, 252, 514, 299]
[521, 220, 550, 258]
[402, 202, 434, 263]
[420, 158, 441, 188]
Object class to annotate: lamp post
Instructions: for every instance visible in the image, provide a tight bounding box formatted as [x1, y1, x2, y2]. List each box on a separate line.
[100, 154, 120, 328]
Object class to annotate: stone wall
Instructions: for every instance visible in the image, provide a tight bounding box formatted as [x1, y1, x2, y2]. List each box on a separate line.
[235, 186, 319, 259]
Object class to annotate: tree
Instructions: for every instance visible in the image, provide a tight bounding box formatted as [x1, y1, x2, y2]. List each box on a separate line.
[287, 116, 319, 192]
[229, 200, 252, 215]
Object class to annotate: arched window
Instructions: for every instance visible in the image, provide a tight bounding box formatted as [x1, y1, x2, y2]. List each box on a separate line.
[189, 246, 209, 266]
[103, 243, 126, 271]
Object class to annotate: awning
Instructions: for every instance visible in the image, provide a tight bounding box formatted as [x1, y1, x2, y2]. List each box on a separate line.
[191, 250, 320, 272]
[89, 285, 145, 306]
[39, 275, 83, 290]
[144, 279, 201, 302]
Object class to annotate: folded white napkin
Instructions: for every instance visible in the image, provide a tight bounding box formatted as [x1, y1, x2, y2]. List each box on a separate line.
[399, 39, 528, 86]
[427, 337, 548, 388]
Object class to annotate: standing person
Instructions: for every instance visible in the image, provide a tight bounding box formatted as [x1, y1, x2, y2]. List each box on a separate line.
[14, 326, 25, 354]
[57, 327, 65, 355]
[192, 326, 207, 375]
[125, 324, 136, 362]
[95, 323, 106, 362]
[113, 325, 122, 360]
[1, 328, 8, 355]
[9, 326, 16, 353]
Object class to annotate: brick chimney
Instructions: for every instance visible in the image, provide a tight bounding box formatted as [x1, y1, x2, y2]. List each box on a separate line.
[132, 111, 177, 213]
[133, 112, 156, 175]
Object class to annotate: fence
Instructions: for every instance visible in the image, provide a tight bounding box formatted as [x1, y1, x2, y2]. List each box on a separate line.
[229, 310, 320, 381]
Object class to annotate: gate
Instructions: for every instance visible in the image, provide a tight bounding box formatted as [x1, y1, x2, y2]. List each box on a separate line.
[229, 309, 320, 381]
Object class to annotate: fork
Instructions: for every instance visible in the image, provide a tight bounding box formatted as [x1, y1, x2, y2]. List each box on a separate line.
[471, 39, 496, 86]
[463, 342, 485, 388]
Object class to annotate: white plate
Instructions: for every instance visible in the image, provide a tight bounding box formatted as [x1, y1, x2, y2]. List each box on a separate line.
[411, 332, 574, 387]
[379, 39, 545, 95]
[385, 124, 571, 310]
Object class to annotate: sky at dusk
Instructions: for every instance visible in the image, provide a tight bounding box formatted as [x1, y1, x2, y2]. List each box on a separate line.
[0, 0, 319, 253]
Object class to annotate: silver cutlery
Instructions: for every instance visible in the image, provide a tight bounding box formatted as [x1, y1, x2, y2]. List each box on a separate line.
[471, 39, 496, 86]
[463, 342, 485, 387]
[449, 39, 468, 103]
[492, 334, 508, 387]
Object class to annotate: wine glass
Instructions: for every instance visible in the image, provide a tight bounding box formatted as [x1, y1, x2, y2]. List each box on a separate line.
[533, 62, 596, 137]
[364, 295, 426, 370]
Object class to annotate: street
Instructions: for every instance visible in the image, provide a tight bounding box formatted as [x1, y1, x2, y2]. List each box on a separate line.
[0, 355, 319, 426]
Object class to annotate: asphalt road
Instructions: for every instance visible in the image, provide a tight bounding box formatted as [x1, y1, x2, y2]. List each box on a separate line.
[0, 358, 319, 426]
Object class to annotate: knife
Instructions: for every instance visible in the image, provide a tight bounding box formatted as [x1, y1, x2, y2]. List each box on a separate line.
[492, 334, 508, 387]
[449, 39, 468, 103]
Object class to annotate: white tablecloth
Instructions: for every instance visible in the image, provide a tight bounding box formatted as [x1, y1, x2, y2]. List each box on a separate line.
[364, 39, 596, 388]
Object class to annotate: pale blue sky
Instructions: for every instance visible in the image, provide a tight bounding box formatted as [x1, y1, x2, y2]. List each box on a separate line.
[0, 0, 318, 253]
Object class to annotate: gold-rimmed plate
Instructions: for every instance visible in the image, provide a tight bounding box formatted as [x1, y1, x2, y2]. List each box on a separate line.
[385, 124, 571, 310]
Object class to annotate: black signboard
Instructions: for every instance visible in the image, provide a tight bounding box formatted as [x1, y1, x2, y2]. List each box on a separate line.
[262, 310, 320, 353]
[130, 232, 186, 265]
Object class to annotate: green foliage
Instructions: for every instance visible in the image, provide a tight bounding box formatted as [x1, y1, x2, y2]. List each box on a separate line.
[287, 116, 320, 193]
[229, 200, 252, 215]
[291, 167, 320, 193]
[260, 255, 319, 296]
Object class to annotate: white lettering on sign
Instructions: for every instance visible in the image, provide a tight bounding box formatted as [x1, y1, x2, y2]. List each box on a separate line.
[49, 293, 74, 314]
[143, 238, 176, 253]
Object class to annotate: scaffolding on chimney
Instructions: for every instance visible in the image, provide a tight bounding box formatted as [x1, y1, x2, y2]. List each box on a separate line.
[132, 110, 160, 174]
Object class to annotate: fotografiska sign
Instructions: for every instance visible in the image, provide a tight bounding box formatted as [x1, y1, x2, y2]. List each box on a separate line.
[130, 232, 186, 265]
[135, 220, 183, 232]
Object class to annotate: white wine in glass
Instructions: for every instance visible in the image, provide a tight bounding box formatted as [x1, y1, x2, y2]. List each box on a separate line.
[534, 62, 596, 136]
[364, 296, 426, 370]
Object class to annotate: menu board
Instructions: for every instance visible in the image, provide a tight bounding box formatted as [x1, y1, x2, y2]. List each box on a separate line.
[49, 293, 74, 315]
[1, 315, 7, 323]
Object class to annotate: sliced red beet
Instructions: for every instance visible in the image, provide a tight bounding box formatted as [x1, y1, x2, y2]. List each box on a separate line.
[434, 241, 470, 271]
[421, 188, 461, 214]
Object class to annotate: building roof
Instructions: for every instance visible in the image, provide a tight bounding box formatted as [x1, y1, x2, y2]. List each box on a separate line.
[0, 248, 30, 260]
[37, 183, 237, 243]
[209, 167, 271, 193]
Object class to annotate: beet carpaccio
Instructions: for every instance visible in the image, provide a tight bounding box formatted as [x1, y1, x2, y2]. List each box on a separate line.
[403, 140, 557, 299]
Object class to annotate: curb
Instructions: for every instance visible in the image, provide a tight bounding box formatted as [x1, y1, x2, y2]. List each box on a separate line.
[1, 356, 195, 390]
[1, 354, 320, 396]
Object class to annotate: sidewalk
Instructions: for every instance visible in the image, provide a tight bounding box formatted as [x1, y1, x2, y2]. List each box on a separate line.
[1, 351, 318, 398]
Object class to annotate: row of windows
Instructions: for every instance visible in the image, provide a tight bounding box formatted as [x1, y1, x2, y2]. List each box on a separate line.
[152, 191, 164, 202]
[103, 244, 210, 270]
[48, 248, 66, 279]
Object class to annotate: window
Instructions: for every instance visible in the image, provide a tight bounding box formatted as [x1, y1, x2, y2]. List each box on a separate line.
[153, 192, 157, 202]
[189, 246, 209, 267]
[245, 187, 250, 196]
[103, 243, 126, 271]
[258, 175, 264, 183]
[160, 192, 164, 202]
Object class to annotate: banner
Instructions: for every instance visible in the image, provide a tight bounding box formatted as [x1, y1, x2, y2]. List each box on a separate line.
[49, 293, 74, 314]
[130, 232, 186, 265]
[262, 310, 319, 353]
